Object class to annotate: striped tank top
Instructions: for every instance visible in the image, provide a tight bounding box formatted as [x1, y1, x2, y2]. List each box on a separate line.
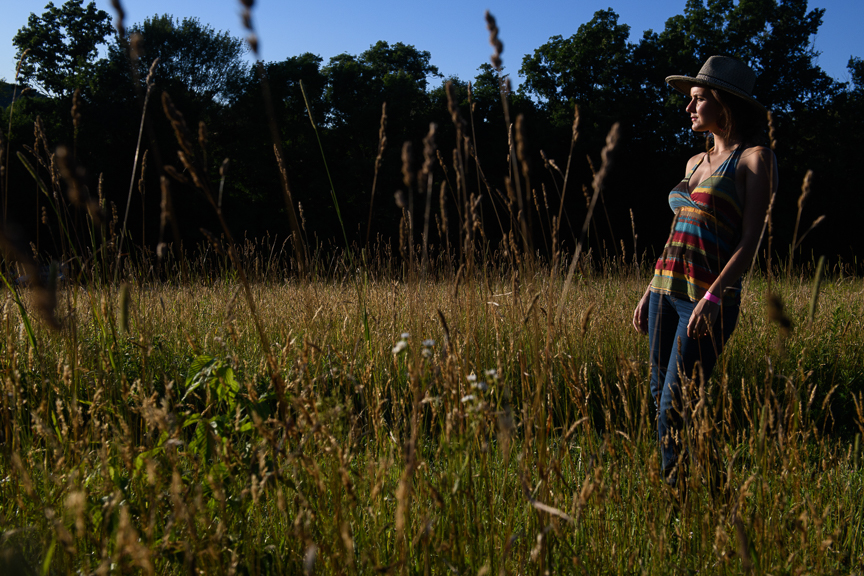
[650, 147, 744, 303]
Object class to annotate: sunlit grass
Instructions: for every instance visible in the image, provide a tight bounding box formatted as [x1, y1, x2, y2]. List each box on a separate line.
[1, 252, 862, 574]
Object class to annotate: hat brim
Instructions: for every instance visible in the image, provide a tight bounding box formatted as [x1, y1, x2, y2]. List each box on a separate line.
[665, 74, 767, 113]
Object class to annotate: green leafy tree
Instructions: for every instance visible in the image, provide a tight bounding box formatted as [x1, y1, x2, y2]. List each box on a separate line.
[12, 0, 113, 98]
[114, 15, 248, 104]
[325, 41, 440, 138]
[519, 9, 634, 130]
[850, 57, 864, 94]
[668, 0, 837, 113]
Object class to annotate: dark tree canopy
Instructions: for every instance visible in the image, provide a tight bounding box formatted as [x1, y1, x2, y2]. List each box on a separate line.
[848, 57, 864, 93]
[109, 15, 249, 104]
[2, 1, 862, 263]
[325, 41, 441, 132]
[520, 9, 634, 129]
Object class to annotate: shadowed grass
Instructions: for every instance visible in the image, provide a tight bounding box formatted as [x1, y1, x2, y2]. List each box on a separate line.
[1, 252, 862, 574]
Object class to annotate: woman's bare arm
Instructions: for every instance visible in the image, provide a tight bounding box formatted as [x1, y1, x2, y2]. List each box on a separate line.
[686, 146, 776, 337]
[705, 146, 776, 294]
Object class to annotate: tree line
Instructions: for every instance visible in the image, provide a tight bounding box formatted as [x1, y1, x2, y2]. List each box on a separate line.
[2, 0, 861, 269]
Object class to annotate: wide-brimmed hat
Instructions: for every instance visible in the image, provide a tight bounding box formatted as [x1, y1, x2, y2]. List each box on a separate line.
[666, 55, 766, 113]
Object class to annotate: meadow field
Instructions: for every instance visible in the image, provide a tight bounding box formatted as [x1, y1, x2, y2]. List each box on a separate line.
[1, 244, 863, 574]
[2, 4, 864, 572]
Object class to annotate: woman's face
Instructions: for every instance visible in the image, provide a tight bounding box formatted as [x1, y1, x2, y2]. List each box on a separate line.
[685, 86, 723, 133]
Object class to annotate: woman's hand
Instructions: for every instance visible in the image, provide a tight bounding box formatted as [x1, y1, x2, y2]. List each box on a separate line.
[687, 298, 719, 338]
[632, 294, 650, 335]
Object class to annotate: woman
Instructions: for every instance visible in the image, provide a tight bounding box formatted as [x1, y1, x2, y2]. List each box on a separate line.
[632, 55, 777, 485]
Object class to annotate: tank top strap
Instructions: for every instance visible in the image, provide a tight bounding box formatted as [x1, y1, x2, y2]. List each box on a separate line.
[717, 145, 744, 175]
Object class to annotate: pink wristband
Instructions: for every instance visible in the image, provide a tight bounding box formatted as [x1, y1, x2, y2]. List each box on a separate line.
[703, 291, 722, 305]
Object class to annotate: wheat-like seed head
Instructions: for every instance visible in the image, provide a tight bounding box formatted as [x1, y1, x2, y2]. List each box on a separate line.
[445, 81, 466, 137]
[145, 57, 159, 88]
[572, 104, 581, 143]
[485, 11, 503, 72]
[798, 169, 812, 211]
[14, 49, 30, 81]
[421, 123, 437, 183]
[593, 123, 621, 194]
[401, 141, 414, 189]
[767, 110, 777, 150]
[161, 92, 194, 157]
[516, 114, 529, 180]
[375, 102, 388, 171]
[110, 0, 126, 38]
[439, 181, 448, 237]
[130, 32, 143, 62]
[71, 89, 82, 131]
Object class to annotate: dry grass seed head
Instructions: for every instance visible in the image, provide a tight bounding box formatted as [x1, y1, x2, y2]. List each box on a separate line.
[375, 102, 388, 170]
[798, 169, 812, 212]
[572, 103, 581, 142]
[767, 110, 777, 150]
[593, 123, 621, 194]
[145, 57, 159, 87]
[516, 114, 529, 178]
[161, 92, 194, 157]
[130, 32, 143, 62]
[421, 122, 437, 181]
[56, 145, 104, 225]
[401, 141, 414, 188]
[198, 121, 208, 154]
[71, 89, 82, 131]
[485, 11, 503, 71]
[110, 0, 125, 37]
[439, 181, 448, 236]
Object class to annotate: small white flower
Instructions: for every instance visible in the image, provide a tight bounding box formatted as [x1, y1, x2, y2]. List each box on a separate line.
[467, 373, 477, 382]
[401, 332, 410, 339]
[392, 340, 408, 354]
[421, 348, 433, 358]
[485, 369, 499, 379]
[422, 339, 435, 347]
[460, 394, 475, 403]
[472, 381, 488, 391]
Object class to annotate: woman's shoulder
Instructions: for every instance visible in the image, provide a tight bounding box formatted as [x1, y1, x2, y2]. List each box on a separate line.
[685, 151, 705, 173]
[738, 145, 776, 170]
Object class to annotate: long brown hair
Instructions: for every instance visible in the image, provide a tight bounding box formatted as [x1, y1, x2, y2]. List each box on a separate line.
[711, 88, 767, 144]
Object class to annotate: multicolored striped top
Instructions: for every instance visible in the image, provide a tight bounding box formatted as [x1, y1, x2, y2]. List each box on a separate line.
[650, 147, 745, 303]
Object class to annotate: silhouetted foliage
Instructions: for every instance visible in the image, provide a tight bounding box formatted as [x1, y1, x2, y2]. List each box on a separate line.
[2, 0, 861, 268]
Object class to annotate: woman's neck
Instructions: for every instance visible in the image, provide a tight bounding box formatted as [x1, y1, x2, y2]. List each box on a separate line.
[711, 131, 741, 154]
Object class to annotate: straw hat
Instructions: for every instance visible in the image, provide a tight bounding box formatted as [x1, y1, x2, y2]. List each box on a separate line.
[666, 55, 766, 113]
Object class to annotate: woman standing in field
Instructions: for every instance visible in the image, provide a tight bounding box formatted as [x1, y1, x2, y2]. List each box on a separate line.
[632, 55, 777, 485]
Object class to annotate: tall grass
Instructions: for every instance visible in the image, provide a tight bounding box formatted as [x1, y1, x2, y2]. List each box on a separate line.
[1, 5, 863, 574]
[1, 246, 862, 574]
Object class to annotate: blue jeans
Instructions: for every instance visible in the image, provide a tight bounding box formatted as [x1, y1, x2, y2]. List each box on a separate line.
[647, 291, 739, 480]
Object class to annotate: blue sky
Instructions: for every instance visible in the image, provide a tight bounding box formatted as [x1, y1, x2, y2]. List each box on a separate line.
[2, 0, 862, 92]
